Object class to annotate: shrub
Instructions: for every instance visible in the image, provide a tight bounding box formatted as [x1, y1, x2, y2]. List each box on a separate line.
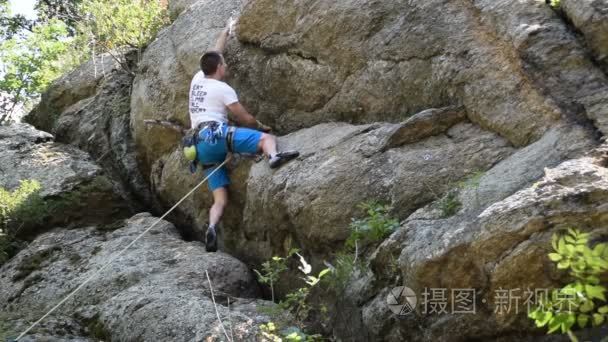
[323, 251, 368, 293]
[254, 248, 299, 303]
[0, 180, 47, 264]
[320, 200, 399, 295]
[255, 251, 329, 340]
[345, 201, 399, 250]
[528, 228, 608, 341]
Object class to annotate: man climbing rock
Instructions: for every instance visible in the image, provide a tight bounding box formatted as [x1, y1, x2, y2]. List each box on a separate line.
[188, 20, 299, 252]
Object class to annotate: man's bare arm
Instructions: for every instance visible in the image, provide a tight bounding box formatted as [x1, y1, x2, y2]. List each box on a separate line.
[227, 102, 258, 128]
[227, 102, 272, 132]
[213, 27, 230, 53]
[213, 17, 236, 53]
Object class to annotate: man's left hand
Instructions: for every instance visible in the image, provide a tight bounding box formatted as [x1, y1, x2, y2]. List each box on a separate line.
[256, 120, 272, 133]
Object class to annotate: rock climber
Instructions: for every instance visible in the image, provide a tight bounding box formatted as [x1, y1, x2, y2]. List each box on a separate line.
[185, 19, 299, 252]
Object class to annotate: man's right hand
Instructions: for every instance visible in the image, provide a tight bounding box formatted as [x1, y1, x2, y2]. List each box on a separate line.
[228, 17, 237, 36]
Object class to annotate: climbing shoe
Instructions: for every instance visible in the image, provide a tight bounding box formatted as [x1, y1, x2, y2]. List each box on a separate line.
[269, 150, 300, 169]
[205, 225, 218, 252]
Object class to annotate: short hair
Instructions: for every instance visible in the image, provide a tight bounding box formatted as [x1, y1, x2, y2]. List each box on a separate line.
[200, 51, 223, 75]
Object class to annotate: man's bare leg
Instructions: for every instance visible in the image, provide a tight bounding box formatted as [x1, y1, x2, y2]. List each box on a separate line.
[209, 187, 228, 227]
[258, 133, 278, 158]
[206, 186, 228, 252]
[257, 133, 299, 169]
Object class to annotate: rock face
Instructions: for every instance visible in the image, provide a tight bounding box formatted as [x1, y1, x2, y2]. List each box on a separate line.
[131, 0, 608, 258]
[25, 52, 152, 209]
[17, 0, 608, 340]
[236, 120, 514, 263]
[232, 0, 608, 141]
[363, 144, 608, 341]
[561, 0, 608, 72]
[0, 213, 270, 341]
[0, 124, 132, 237]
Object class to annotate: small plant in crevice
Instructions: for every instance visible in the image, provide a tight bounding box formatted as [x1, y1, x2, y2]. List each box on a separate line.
[345, 201, 399, 253]
[254, 250, 329, 341]
[439, 190, 462, 218]
[528, 228, 608, 342]
[324, 252, 361, 292]
[457, 170, 485, 189]
[546, 0, 561, 9]
[433, 170, 485, 218]
[325, 201, 399, 292]
[254, 248, 299, 303]
[0, 180, 48, 265]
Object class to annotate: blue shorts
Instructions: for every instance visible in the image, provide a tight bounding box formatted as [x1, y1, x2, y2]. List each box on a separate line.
[195, 124, 263, 191]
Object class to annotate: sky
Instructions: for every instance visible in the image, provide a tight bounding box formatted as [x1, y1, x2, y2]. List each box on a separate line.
[9, 0, 37, 20]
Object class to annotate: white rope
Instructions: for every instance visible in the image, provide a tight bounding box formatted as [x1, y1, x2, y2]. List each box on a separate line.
[205, 270, 232, 342]
[15, 159, 229, 341]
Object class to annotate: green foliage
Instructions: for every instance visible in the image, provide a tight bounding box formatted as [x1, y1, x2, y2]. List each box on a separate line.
[0, 0, 34, 40]
[259, 322, 324, 342]
[528, 228, 608, 339]
[35, 0, 83, 35]
[323, 251, 365, 292]
[548, 0, 561, 9]
[279, 253, 330, 323]
[345, 201, 399, 250]
[426, 170, 484, 218]
[256, 251, 329, 339]
[323, 200, 398, 293]
[78, 0, 169, 64]
[0, 0, 169, 123]
[0, 19, 72, 123]
[0, 180, 48, 264]
[438, 190, 461, 218]
[457, 170, 484, 189]
[255, 248, 299, 302]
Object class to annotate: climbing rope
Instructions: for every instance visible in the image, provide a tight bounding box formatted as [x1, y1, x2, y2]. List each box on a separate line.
[14, 158, 230, 341]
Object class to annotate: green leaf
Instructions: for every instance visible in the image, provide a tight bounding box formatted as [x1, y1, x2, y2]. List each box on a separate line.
[558, 237, 566, 253]
[557, 260, 570, 269]
[592, 313, 605, 326]
[580, 300, 594, 313]
[578, 314, 589, 328]
[565, 244, 575, 254]
[562, 312, 576, 333]
[547, 315, 562, 333]
[548, 253, 562, 262]
[536, 310, 553, 327]
[318, 268, 331, 279]
[552, 234, 559, 251]
[598, 306, 608, 314]
[585, 284, 606, 301]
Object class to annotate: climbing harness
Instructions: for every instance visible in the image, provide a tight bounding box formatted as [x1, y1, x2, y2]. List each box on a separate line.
[12, 158, 230, 341]
[226, 126, 236, 153]
[182, 121, 238, 174]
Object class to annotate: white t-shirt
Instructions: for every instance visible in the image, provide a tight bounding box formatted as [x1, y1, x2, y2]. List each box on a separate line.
[188, 71, 239, 128]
